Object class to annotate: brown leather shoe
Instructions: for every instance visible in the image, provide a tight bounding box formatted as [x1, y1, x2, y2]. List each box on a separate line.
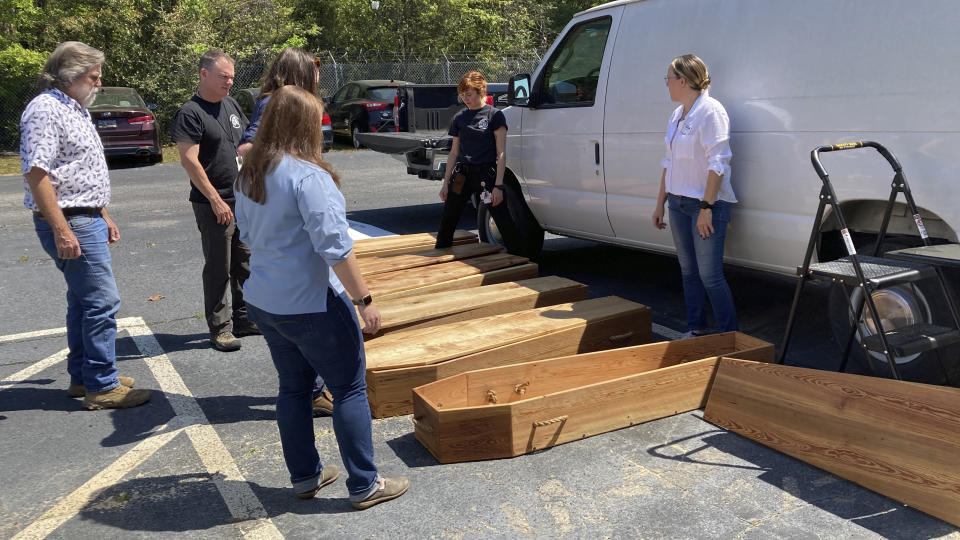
[68, 376, 135, 398]
[351, 476, 409, 510]
[312, 388, 334, 417]
[211, 331, 242, 352]
[83, 384, 151, 410]
[295, 465, 340, 500]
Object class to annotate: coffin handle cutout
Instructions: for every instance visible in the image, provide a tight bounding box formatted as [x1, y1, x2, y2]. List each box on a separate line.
[609, 331, 635, 342]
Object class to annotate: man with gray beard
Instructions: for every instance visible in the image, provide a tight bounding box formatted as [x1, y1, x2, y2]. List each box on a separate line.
[20, 41, 151, 410]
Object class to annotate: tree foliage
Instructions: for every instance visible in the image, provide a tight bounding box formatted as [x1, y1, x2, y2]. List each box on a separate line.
[0, 0, 602, 149]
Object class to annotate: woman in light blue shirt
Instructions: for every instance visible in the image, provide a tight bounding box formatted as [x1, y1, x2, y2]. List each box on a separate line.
[234, 85, 408, 510]
[236, 47, 334, 418]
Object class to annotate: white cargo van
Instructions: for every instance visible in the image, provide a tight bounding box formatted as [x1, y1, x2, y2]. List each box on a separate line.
[489, 0, 960, 364]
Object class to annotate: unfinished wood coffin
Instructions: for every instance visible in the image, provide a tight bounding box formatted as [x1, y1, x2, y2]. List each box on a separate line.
[366, 296, 654, 418]
[368, 276, 590, 339]
[411, 332, 773, 463]
[703, 358, 960, 528]
[366, 253, 534, 300]
[357, 243, 503, 276]
[353, 230, 477, 258]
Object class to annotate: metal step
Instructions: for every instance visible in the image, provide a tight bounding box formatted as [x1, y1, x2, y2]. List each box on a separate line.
[801, 255, 935, 288]
[862, 323, 960, 356]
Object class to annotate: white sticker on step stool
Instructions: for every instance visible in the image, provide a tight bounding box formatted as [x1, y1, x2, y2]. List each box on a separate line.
[841, 228, 857, 256]
[914, 214, 929, 239]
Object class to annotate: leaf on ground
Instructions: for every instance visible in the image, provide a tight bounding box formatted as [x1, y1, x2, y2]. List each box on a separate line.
[148, 295, 165, 301]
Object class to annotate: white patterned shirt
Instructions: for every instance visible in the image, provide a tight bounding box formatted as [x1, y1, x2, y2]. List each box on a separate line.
[20, 89, 110, 211]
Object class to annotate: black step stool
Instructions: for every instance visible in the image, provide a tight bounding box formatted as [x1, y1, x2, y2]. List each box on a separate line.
[777, 141, 960, 382]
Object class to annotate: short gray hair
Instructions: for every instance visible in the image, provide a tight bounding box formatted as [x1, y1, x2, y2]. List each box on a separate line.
[199, 49, 234, 73]
[39, 41, 104, 91]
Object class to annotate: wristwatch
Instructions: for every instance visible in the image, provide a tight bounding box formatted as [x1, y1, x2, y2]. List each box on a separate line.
[352, 294, 373, 307]
[699, 200, 715, 210]
[492, 184, 504, 191]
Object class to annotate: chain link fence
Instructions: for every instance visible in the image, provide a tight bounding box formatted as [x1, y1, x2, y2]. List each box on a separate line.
[0, 51, 542, 154]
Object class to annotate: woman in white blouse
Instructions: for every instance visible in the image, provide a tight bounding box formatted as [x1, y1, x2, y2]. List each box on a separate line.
[651, 54, 738, 336]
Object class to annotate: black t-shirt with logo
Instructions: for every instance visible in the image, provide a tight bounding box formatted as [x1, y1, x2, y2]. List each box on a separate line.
[171, 94, 248, 204]
[448, 104, 506, 165]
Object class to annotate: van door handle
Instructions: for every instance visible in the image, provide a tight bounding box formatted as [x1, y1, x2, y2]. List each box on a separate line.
[594, 142, 600, 165]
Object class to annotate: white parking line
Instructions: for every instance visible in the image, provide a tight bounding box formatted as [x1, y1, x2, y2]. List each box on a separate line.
[125, 318, 282, 539]
[0, 348, 68, 388]
[0, 317, 141, 345]
[7, 318, 282, 539]
[12, 422, 187, 540]
[347, 221, 394, 240]
[654, 323, 684, 340]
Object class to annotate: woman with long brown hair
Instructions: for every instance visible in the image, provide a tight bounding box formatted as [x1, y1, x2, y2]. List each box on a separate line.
[237, 47, 318, 156]
[236, 47, 335, 417]
[234, 85, 408, 509]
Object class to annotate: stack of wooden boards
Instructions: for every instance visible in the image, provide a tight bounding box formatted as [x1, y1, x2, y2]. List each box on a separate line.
[352, 231, 653, 417]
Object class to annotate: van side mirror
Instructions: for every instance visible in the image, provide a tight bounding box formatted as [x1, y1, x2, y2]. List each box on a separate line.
[508, 74, 532, 107]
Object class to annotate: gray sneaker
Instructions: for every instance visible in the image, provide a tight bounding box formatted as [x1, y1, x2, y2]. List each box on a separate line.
[295, 465, 340, 500]
[351, 476, 409, 510]
[211, 331, 242, 352]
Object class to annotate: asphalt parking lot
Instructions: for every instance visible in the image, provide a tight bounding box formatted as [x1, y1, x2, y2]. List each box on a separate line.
[1, 150, 957, 539]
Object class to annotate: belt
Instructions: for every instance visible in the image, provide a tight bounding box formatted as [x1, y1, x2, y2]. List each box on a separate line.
[33, 207, 102, 220]
[457, 162, 495, 174]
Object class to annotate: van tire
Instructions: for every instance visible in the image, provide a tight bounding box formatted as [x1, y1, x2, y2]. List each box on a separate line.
[826, 235, 957, 383]
[477, 183, 544, 260]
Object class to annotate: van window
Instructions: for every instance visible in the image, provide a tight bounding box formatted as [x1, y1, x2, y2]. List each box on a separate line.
[537, 17, 611, 107]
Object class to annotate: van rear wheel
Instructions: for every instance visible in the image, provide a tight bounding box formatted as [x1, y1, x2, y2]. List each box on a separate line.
[477, 183, 544, 259]
[826, 236, 958, 383]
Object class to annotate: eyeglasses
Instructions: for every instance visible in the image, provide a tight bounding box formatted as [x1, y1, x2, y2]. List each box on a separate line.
[88, 73, 102, 83]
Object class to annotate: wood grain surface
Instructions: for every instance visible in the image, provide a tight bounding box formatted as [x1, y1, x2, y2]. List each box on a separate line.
[368, 276, 589, 338]
[703, 359, 960, 527]
[364, 253, 529, 298]
[357, 242, 503, 276]
[411, 332, 773, 463]
[353, 230, 477, 258]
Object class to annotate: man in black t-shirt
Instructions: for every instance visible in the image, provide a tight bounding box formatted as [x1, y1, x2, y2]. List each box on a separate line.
[172, 49, 254, 352]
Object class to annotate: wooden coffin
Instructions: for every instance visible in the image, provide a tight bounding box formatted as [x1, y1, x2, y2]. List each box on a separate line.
[366, 253, 534, 300]
[357, 243, 503, 276]
[367, 276, 590, 339]
[411, 332, 773, 463]
[353, 230, 477, 258]
[366, 296, 653, 418]
[703, 358, 960, 528]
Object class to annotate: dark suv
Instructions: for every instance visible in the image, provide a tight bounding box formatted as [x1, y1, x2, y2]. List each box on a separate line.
[325, 80, 410, 148]
[89, 87, 161, 163]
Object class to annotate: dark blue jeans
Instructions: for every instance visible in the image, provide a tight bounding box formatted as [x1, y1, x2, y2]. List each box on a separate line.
[35, 214, 121, 392]
[667, 194, 739, 334]
[247, 290, 379, 498]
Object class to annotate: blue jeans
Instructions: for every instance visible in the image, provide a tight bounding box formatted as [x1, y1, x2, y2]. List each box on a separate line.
[667, 194, 739, 333]
[247, 290, 379, 498]
[35, 214, 121, 392]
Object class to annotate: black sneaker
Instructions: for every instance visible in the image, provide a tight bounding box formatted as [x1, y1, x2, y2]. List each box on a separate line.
[233, 322, 261, 337]
[211, 331, 242, 352]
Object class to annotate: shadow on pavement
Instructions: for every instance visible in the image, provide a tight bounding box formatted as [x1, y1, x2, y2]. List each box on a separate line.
[648, 422, 957, 537]
[77, 473, 354, 533]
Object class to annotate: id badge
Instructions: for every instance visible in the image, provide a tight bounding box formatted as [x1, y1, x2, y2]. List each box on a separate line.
[480, 182, 492, 205]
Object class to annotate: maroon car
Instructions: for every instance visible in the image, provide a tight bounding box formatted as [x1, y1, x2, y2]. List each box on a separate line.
[89, 87, 162, 163]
